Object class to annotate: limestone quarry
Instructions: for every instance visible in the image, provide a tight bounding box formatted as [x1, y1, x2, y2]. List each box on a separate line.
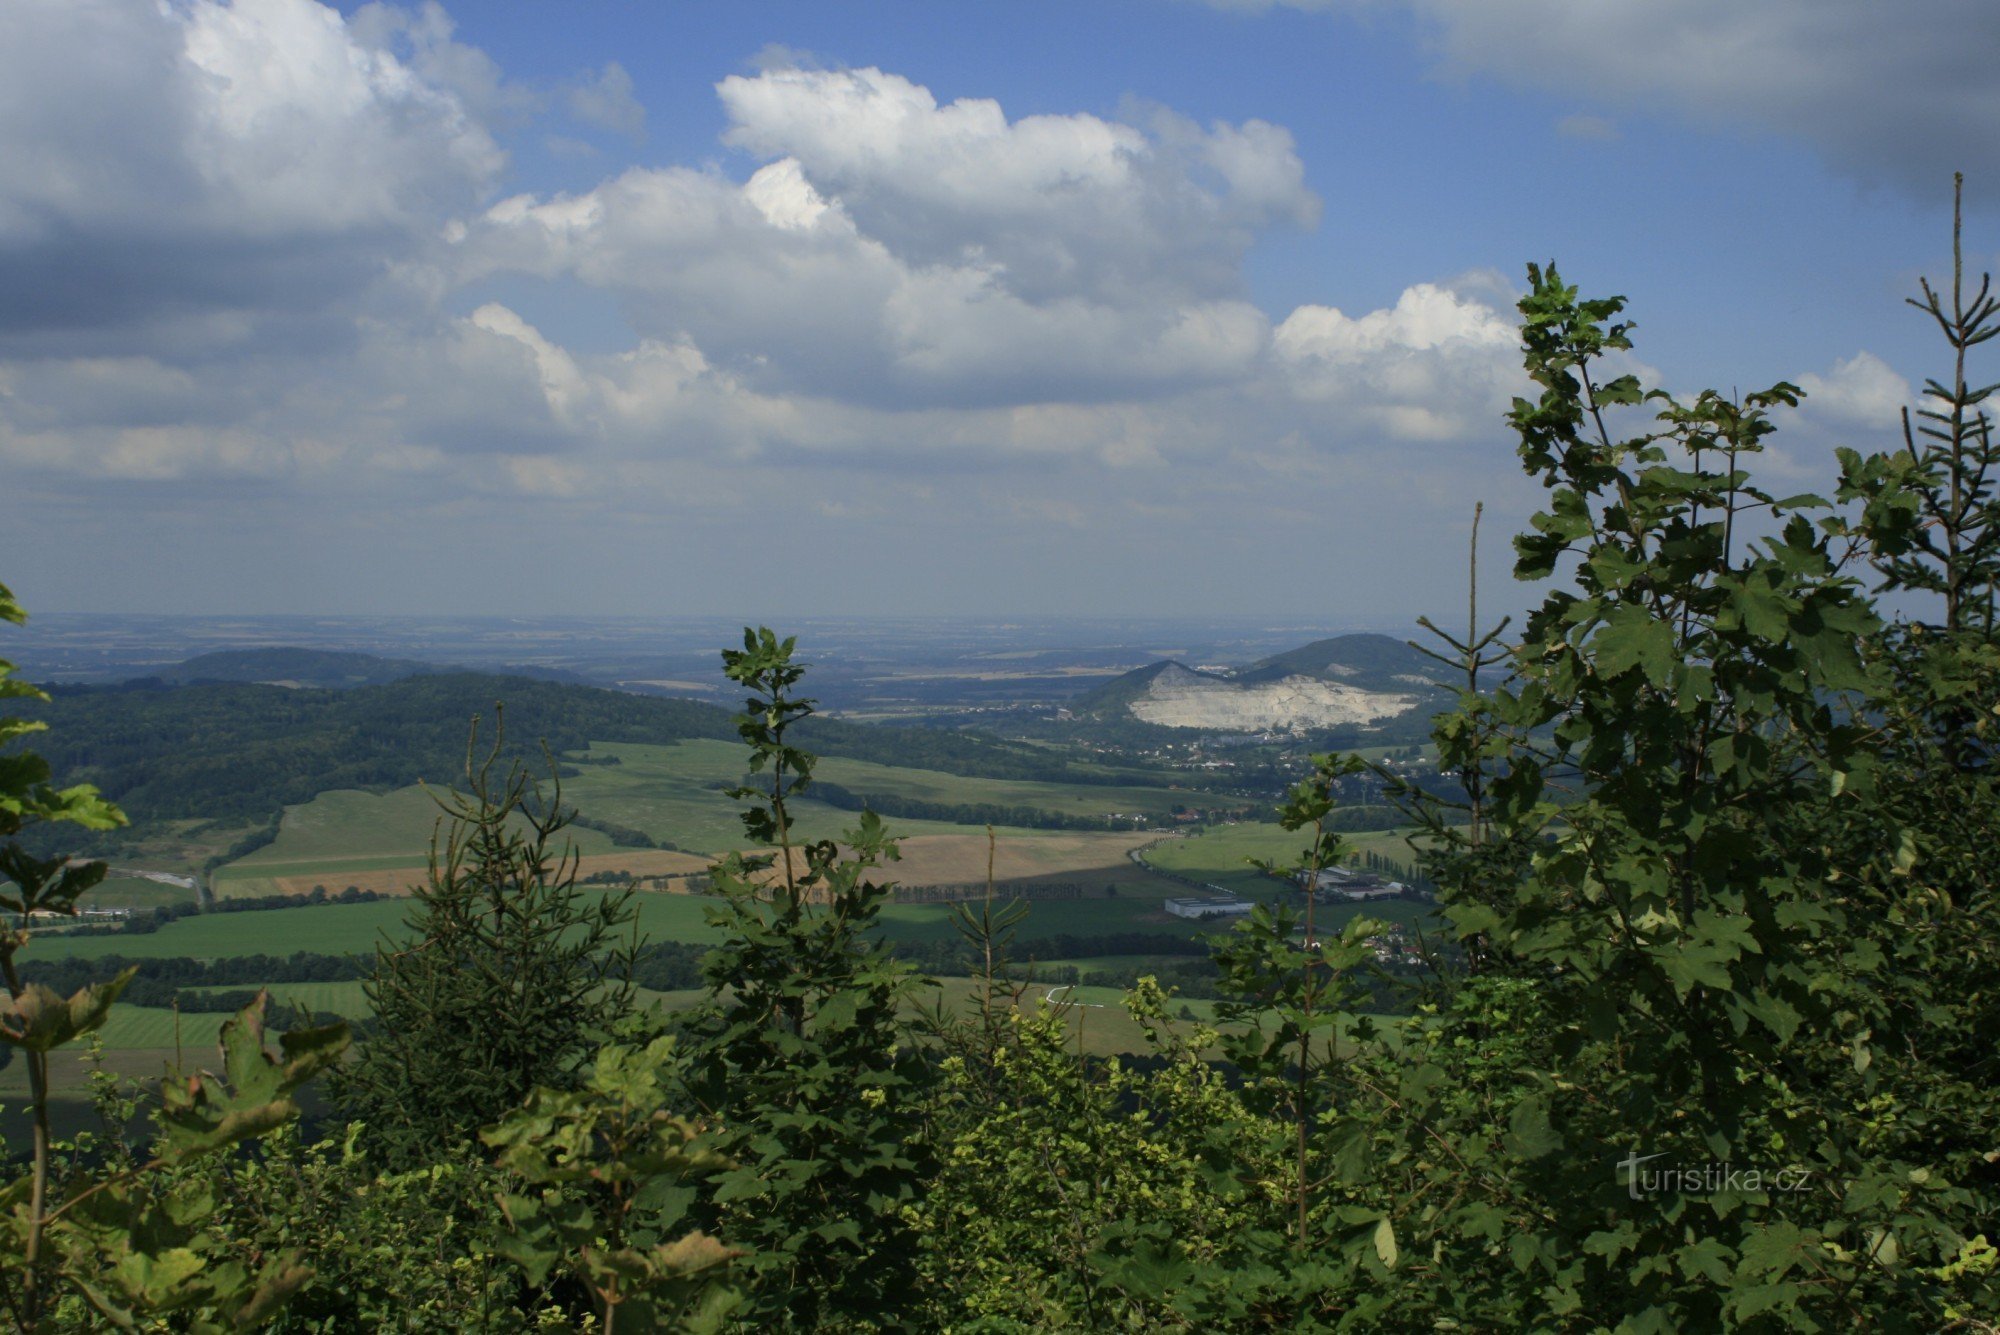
[1124, 663, 1417, 731]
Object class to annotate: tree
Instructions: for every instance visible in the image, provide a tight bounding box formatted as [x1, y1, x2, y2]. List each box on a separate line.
[1369, 259, 1986, 1327]
[330, 709, 639, 1169]
[676, 629, 934, 1329]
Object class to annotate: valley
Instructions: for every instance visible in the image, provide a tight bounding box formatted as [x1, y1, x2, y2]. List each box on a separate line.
[2, 625, 1447, 1152]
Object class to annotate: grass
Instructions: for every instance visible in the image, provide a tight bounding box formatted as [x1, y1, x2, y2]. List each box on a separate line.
[559, 740, 1192, 858]
[214, 786, 621, 898]
[208, 735, 1196, 921]
[556, 740, 916, 854]
[1144, 822, 1304, 897]
[1146, 821, 1433, 896]
[18, 874, 1227, 986]
[83, 876, 200, 910]
[25, 900, 421, 961]
[99, 1007, 229, 1051]
[809, 750, 1191, 820]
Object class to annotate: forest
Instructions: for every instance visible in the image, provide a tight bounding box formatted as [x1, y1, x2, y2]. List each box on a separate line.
[2, 227, 1998, 1332]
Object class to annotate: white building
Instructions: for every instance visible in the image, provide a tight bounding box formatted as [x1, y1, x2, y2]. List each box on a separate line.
[1164, 895, 1255, 920]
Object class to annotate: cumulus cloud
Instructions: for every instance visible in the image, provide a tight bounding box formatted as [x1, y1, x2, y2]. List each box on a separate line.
[1194, 0, 2000, 194]
[0, 3, 1681, 621]
[463, 65, 1312, 408]
[1273, 281, 1523, 440]
[1795, 351, 1913, 430]
[0, 16, 1540, 509]
[0, 0, 502, 360]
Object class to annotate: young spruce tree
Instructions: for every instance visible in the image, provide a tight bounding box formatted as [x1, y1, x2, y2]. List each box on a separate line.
[331, 709, 638, 1169]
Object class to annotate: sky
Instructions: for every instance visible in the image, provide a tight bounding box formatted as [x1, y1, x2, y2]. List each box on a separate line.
[1, 0, 1995, 626]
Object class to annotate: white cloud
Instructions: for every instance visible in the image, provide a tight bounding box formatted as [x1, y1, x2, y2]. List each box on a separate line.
[0, 0, 502, 368]
[1274, 281, 1523, 439]
[464, 66, 1310, 408]
[566, 61, 646, 139]
[714, 66, 1317, 303]
[0, 10, 1571, 621]
[1795, 351, 1912, 430]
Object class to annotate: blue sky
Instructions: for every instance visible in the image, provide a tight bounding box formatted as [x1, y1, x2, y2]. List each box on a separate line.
[1, 0, 1993, 626]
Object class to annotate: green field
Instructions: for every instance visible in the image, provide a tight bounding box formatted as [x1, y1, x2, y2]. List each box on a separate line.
[86, 876, 201, 910]
[26, 883, 1226, 967]
[211, 742, 1168, 898]
[26, 900, 421, 960]
[1146, 821, 1431, 897]
[213, 785, 622, 897]
[559, 740, 1196, 856]
[809, 750, 1192, 820]
[193, 736, 1219, 913]
[99, 1007, 230, 1051]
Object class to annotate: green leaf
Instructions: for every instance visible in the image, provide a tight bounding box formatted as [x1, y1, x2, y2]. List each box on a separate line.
[1504, 1094, 1560, 1160]
[1372, 1216, 1399, 1269]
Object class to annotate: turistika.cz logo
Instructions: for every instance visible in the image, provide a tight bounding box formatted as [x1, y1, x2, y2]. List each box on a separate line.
[1618, 1151, 1812, 1201]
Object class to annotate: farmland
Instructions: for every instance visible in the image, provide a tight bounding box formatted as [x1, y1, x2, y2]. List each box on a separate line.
[205, 737, 1203, 901]
[13, 721, 1436, 1076]
[1144, 820, 1431, 897]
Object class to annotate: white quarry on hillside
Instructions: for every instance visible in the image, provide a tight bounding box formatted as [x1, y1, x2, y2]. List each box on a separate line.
[1127, 664, 1416, 731]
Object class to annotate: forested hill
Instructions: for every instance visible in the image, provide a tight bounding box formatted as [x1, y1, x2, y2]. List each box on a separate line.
[153, 646, 585, 689]
[18, 673, 1146, 822]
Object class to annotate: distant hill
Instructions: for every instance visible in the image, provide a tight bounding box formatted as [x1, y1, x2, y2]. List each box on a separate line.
[1070, 633, 1447, 733]
[156, 647, 584, 689]
[20, 672, 1152, 824]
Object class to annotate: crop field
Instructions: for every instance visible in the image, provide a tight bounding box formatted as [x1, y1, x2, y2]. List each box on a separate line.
[1143, 822, 1302, 896]
[550, 740, 953, 853]
[874, 829, 1155, 888]
[560, 740, 1193, 855]
[99, 1007, 230, 1051]
[1145, 821, 1432, 896]
[213, 785, 626, 898]
[807, 750, 1191, 820]
[87, 876, 201, 910]
[28, 900, 416, 960]
[211, 740, 1192, 907]
[27, 867, 1224, 965]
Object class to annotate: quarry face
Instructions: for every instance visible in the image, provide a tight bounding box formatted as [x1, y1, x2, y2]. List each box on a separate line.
[1127, 664, 1415, 731]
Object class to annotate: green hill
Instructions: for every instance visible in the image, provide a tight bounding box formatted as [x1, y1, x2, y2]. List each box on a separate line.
[17, 672, 1162, 826]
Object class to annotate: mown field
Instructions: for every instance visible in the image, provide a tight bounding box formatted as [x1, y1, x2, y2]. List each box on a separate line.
[1145, 820, 1432, 897]
[213, 786, 626, 898]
